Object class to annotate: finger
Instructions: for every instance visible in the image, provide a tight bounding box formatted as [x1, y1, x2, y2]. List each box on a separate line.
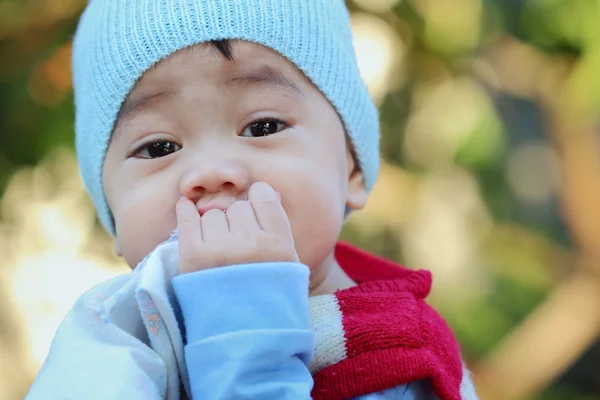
[226, 200, 260, 236]
[176, 196, 203, 241]
[176, 197, 203, 270]
[201, 208, 230, 243]
[248, 182, 291, 236]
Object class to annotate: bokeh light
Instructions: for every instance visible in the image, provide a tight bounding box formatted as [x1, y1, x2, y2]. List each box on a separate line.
[2, 1, 600, 399]
[354, 0, 403, 14]
[1, 149, 129, 382]
[506, 142, 560, 204]
[351, 12, 405, 105]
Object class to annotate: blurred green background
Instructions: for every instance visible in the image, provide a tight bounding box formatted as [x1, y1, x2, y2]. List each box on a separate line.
[1, 0, 600, 399]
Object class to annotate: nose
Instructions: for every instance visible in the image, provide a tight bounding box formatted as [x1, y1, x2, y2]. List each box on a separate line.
[180, 153, 249, 199]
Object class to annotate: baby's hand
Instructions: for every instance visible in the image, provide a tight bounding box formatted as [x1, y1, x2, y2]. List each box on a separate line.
[176, 182, 300, 274]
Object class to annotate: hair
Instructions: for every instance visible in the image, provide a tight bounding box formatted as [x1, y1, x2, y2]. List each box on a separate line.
[210, 39, 234, 61]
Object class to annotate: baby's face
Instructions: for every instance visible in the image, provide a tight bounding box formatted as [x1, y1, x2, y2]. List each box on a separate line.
[103, 40, 367, 273]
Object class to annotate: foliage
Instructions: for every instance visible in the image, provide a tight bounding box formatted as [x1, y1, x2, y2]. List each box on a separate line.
[1, 0, 599, 398]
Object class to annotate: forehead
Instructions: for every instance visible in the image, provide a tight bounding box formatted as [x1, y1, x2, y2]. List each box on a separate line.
[114, 41, 312, 130]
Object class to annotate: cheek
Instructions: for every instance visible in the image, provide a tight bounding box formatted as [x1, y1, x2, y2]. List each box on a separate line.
[289, 198, 344, 268]
[112, 186, 177, 267]
[274, 159, 347, 268]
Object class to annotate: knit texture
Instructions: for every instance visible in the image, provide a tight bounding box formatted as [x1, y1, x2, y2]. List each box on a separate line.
[309, 243, 465, 400]
[72, 0, 380, 234]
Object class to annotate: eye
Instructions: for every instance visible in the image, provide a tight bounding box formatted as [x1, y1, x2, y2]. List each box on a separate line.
[130, 140, 181, 159]
[241, 118, 290, 137]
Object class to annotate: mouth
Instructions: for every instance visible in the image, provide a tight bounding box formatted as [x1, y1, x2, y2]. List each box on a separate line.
[196, 197, 238, 216]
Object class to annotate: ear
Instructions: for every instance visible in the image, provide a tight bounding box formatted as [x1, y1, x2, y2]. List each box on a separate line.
[346, 152, 368, 211]
[113, 241, 123, 257]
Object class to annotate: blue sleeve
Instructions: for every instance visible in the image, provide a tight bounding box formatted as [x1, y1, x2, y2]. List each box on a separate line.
[354, 381, 439, 399]
[354, 368, 478, 399]
[172, 262, 314, 400]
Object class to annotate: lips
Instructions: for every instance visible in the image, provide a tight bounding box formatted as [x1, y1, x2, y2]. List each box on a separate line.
[196, 197, 238, 216]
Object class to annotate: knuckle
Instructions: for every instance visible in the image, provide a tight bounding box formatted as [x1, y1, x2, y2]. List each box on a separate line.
[203, 208, 225, 219]
[178, 212, 198, 226]
[227, 200, 251, 216]
[179, 228, 297, 271]
[254, 198, 280, 208]
[248, 234, 295, 262]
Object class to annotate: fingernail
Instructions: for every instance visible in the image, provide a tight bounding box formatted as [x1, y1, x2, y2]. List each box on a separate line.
[275, 191, 281, 202]
[250, 182, 276, 201]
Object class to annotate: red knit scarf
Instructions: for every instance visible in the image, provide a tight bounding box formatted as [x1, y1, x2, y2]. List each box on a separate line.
[308, 243, 464, 400]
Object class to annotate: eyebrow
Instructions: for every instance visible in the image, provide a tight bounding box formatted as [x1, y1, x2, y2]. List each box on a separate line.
[112, 66, 304, 135]
[226, 66, 305, 99]
[114, 90, 176, 132]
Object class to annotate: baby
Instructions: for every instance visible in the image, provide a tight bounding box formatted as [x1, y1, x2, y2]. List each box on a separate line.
[27, 0, 478, 399]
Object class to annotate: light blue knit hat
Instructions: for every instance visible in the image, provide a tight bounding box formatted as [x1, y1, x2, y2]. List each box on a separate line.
[73, 0, 380, 235]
